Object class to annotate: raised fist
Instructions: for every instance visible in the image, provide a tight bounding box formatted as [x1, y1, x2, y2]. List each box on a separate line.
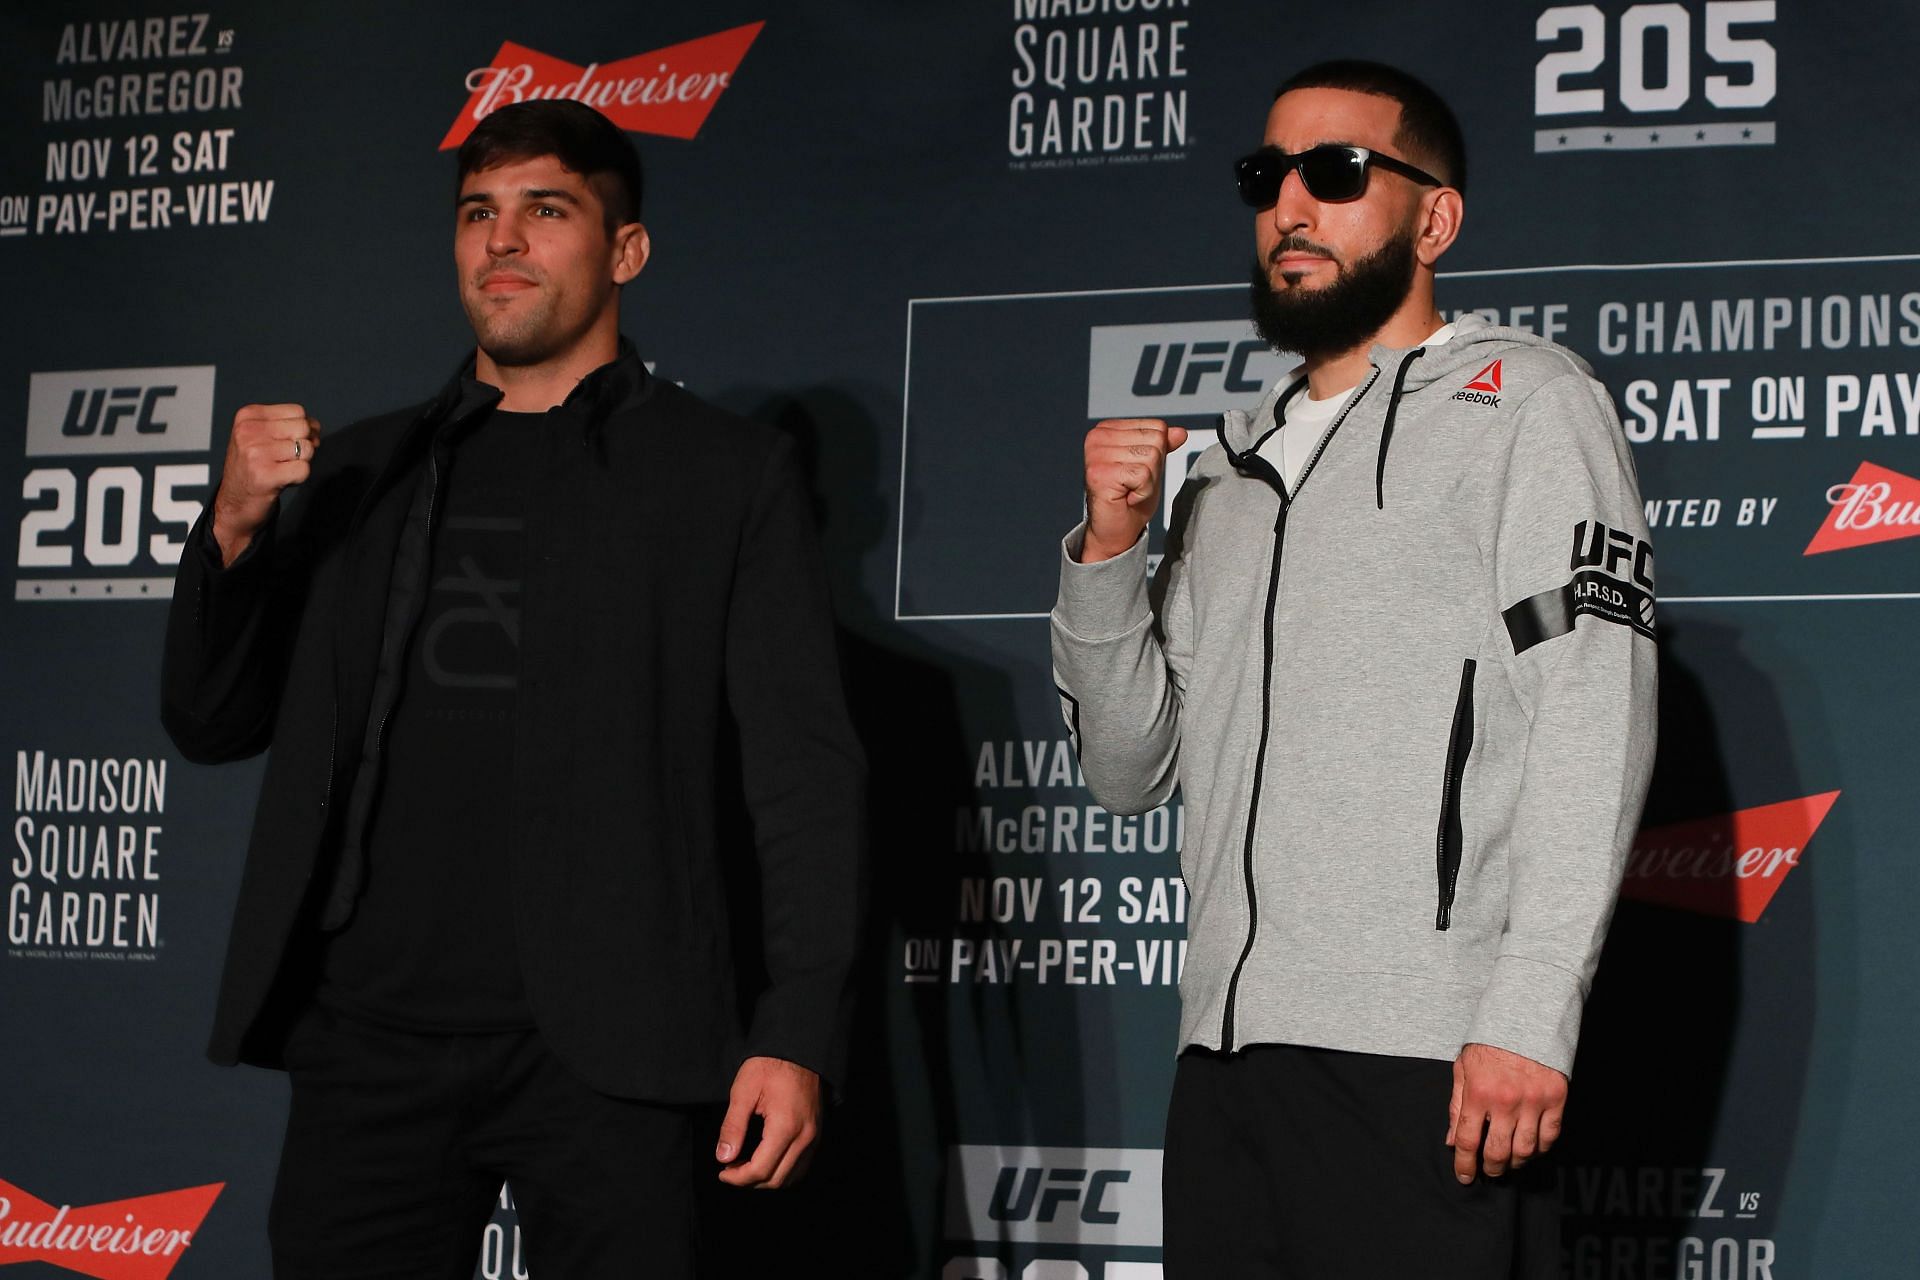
[1080, 418, 1188, 564]
[210, 403, 321, 566]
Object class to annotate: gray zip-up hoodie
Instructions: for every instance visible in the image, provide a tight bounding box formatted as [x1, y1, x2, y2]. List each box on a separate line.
[1051, 314, 1657, 1076]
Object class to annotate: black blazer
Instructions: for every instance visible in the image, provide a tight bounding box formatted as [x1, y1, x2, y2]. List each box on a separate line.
[160, 346, 866, 1102]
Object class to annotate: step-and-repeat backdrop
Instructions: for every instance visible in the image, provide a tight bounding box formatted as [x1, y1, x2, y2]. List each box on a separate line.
[3, 2, 1915, 1277]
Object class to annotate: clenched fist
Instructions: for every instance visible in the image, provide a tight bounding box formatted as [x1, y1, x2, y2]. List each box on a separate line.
[1079, 418, 1188, 564]
[210, 403, 321, 566]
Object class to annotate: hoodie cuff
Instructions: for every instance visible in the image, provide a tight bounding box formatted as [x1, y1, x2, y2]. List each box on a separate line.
[1054, 522, 1152, 642]
[1465, 954, 1585, 1078]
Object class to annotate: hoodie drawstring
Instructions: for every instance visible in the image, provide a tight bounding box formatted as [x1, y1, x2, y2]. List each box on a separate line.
[1219, 376, 1307, 481]
[1375, 347, 1427, 510]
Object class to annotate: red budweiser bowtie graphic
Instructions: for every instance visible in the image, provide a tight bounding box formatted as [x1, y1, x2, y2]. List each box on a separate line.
[1620, 791, 1840, 922]
[440, 22, 765, 150]
[0, 1178, 222, 1280]
[1804, 460, 1920, 555]
[1463, 359, 1502, 393]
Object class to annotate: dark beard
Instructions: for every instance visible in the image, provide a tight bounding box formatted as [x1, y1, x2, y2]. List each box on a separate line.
[1247, 230, 1418, 360]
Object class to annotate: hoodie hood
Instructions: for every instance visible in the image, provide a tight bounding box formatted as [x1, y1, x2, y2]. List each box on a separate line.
[1219, 312, 1593, 455]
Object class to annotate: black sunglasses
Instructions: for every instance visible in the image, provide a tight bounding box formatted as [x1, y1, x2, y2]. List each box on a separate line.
[1234, 144, 1443, 207]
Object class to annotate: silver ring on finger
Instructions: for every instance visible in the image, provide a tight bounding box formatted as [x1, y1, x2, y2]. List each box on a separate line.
[293, 440, 302, 460]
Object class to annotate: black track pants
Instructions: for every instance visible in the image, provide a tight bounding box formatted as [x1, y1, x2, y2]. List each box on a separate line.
[268, 1003, 700, 1280]
[1163, 1044, 1560, 1279]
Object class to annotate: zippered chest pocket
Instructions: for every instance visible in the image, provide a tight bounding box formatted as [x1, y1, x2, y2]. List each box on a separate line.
[1435, 658, 1476, 931]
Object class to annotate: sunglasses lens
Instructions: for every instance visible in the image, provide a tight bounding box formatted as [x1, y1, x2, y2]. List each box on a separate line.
[1298, 147, 1366, 201]
[1235, 154, 1281, 208]
[1237, 148, 1370, 206]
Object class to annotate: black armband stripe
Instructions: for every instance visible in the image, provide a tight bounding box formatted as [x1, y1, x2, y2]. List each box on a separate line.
[1504, 570, 1657, 655]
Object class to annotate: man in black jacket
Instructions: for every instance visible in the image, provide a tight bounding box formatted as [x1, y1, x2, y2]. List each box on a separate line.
[160, 100, 865, 1279]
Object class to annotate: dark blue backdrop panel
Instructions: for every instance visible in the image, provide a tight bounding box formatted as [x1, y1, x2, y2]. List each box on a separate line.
[3, 3, 1916, 1277]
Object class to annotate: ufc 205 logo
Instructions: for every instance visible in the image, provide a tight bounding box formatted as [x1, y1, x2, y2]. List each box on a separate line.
[15, 366, 214, 594]
[1534, 2, 1776, 151]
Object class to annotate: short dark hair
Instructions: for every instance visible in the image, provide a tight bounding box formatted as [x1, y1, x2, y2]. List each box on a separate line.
[456, 100, 645, 229]
[1275, 60, 1466, 194]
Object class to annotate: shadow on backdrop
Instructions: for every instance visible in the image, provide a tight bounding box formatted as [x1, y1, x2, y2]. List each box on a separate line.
[1559, 617, 1812, 1278]
[694, 385, 1076, 1277]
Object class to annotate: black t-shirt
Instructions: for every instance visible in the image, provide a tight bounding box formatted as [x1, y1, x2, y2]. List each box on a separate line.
[319, 407, 547, 1031]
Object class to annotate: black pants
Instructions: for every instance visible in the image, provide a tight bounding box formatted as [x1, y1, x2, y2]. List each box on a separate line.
[1163, 1044, 1559, 1279]
[268, 1003, 700, 1280]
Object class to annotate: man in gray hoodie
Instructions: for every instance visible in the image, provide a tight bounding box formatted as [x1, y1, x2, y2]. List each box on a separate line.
[1051, 61, 1657, 1276]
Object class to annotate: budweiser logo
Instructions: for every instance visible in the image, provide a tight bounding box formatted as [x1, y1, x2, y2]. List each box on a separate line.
[440, 23, 765, 150]
[1804, 461, 1920, 555]
[1620, 792, 1840, 923]
[0, 1178, 221, 1280]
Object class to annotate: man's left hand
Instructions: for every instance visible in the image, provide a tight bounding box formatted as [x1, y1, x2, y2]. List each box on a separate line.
[715, 1056, 822, 1189]
[1446, 1042, 1568, 1183]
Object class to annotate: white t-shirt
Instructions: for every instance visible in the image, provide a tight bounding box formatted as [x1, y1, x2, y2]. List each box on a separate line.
[1255, 322, 1457, 492]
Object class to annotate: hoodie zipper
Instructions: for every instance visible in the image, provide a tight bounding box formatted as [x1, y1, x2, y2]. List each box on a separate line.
[1217, 366, 1379, 1050]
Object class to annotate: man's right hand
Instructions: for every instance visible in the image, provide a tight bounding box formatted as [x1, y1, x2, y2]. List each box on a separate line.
[1079, 418, 1188, 564]
[210, 403, 321, 567]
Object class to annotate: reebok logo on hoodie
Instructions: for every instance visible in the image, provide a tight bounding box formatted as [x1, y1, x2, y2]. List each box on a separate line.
[1452, 358, 1503, 407]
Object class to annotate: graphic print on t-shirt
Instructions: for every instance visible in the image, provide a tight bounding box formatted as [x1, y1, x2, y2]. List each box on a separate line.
[421, 517, 523, 691]
[319, 409, 541, 1032]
